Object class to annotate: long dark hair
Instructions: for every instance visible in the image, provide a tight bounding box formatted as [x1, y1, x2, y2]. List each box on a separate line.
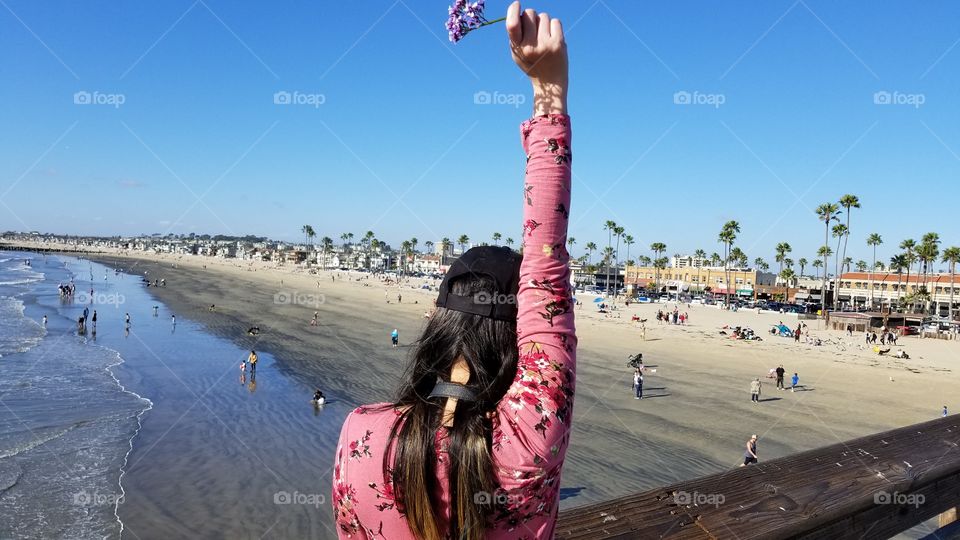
[384, 274, 519, 540]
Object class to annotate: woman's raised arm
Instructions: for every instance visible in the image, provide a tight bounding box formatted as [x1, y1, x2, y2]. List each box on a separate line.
[492, 4, 576, 532]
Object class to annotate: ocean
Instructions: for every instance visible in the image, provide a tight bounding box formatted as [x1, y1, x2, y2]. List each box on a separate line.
[0, 252, 341, 539]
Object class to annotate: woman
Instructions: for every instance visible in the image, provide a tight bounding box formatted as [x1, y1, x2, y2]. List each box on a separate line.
[332, 4, 575, 538]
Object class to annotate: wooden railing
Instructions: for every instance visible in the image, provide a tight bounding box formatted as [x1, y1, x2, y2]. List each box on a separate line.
[556, 416, 960, 539]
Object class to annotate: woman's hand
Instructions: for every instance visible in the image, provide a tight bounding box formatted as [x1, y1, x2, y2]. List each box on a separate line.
[506, 1, 567, 116]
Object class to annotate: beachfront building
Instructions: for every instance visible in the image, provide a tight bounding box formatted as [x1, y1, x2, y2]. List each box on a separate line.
[670, 254, 708, 269]
[624, 264, 776, 298]
[837, 271, 959, 316]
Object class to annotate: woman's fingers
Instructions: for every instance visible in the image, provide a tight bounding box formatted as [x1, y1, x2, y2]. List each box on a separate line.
[538, 12, 551, 39]
[551, 17, 564, 42]
[521, 8, 538, 45]
[506, 1, 523, 45]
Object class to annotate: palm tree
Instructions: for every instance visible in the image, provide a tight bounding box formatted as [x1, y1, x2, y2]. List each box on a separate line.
[843, 256, 853, 273]
[710, 252, 722, 267]
[890, 254, 908, 310]
[505, 238, 514, 249]
[612, 226, 625, 297]
[838, 194, 860, 302]
[817, 246, 833, 284]
[585, 242, 597, 265]
[650, 242, 667, 293]
[775, 242, 792, 274]
[718, 221, 740, 307]
[492, 232, 502, 245]
[812, 258, 824, 279]
[900, 239, 917, 311]
[942, 246, 960, 321]
[798, 257, 808, 278]
[816, 202, 841, 313]
[320, 236, 333, 270]
[694, 248, 707, 292]
[399, 240, 411, 273]
[457, 235, 470, 254]
[831, 223, 848, 308]
[623, 235, 635, 273]
[301, 225, 315, 246]
[603, 221, 618, 296]
[918, 233, 941, 312]
[866, 233, 882, 309]
[780, 267, 796, 303]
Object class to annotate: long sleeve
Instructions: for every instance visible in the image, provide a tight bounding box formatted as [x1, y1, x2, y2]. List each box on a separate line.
[492, 114, 576, 537]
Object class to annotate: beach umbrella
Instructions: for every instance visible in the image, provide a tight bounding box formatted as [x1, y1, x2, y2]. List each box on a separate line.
[593, 297, 604, 303]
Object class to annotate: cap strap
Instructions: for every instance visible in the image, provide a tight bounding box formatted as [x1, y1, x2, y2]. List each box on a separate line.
[428, 380, 478, 402]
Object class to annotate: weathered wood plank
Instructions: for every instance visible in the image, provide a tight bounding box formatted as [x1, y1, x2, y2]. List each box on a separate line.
[557, 416, 960, 539]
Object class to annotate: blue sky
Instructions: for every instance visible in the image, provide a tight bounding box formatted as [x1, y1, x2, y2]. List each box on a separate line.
[2, 0, 959, 269]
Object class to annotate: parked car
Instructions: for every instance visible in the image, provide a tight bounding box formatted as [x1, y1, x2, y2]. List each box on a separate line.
[896, 325, 918, 336]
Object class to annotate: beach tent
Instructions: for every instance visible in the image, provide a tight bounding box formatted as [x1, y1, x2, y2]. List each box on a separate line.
[776, 324, 792, 337]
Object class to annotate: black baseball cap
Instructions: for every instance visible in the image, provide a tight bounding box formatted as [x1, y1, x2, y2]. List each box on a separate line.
[436, 246, 521, 322]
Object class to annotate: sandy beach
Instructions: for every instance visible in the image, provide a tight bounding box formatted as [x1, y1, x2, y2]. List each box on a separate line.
[58, 247, 955, 534]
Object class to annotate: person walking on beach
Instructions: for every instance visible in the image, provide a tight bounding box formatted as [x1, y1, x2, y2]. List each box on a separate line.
[390, 328, 399, 348]
[91, 310, 97, 328]
[333, 9, 576, 537]
[741, 434, 759, 466]
[311, 311, 319, 326]
[248, 350, 258, 373]
[750, 378, 762, 403]
[171, 314, 176, 326]
[125, 313, 131, 326]
[639, 320, 646, 341]
[943, 405, 948, 417]
[633, 369, 643, 399]
[791, 372, 799, 392]
[775, 364, 785, 390]
[41, 315, 47, 327]
[794, 325, 801, 343]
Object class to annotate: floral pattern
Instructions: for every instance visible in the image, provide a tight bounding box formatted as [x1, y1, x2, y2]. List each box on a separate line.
[332, 114, 575, 539]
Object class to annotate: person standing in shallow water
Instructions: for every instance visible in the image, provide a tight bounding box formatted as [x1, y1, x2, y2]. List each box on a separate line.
[332, 6, 576, 538]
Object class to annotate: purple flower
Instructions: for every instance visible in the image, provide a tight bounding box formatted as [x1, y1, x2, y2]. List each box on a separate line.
[446, 0, 499, 43]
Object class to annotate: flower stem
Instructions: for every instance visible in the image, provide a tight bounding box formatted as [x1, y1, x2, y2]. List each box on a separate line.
[479, 16, 506, 27]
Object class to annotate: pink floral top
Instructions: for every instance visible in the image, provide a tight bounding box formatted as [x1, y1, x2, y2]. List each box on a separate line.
[332, 114, 576, 539]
